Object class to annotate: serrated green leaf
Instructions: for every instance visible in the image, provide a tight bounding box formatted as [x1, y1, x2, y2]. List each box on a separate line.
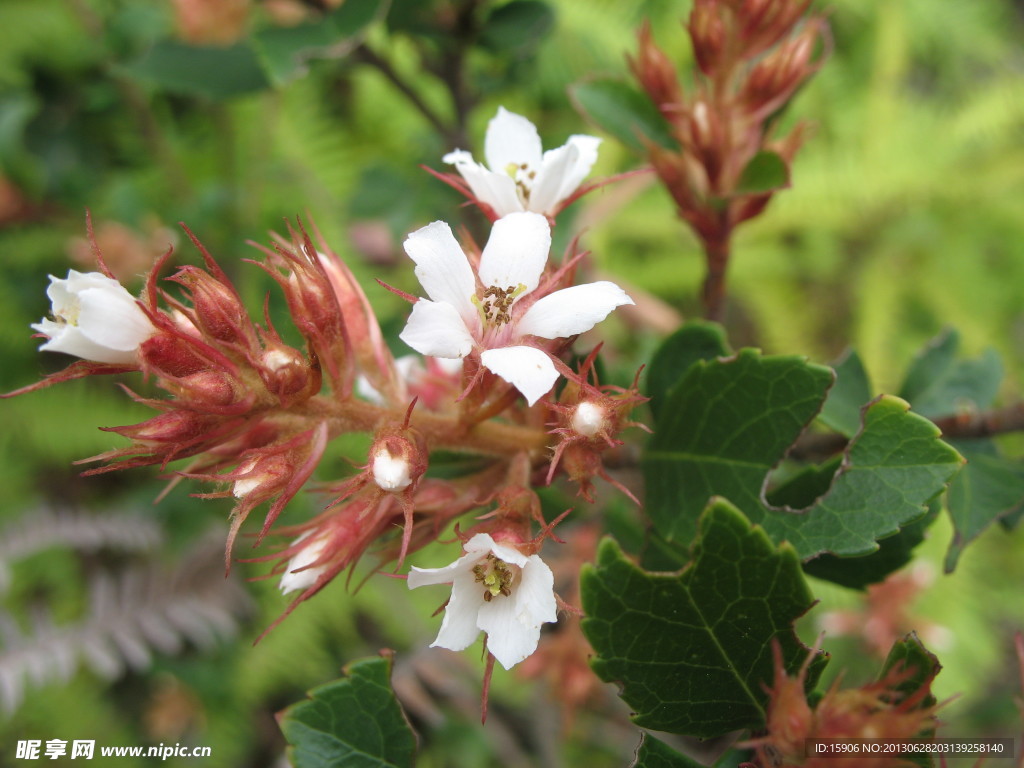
[570, 79, 677, 152]
[734, 151, 788, 195]
[898, 329, 1002, 418]
[279, 655, 416, 768]
[581, 500, 825, 738]
[645, 320, 730, 420]
[630, 733, 706, 768]
[250, 1, 384, 85]
[119, 40, 270, 99]
[645, 350, 833, 546]
[479, 1, 555, 57]
[645, 351, 964, 559]
[819, 348, 873, 438]
[944, 441, 1024, 572]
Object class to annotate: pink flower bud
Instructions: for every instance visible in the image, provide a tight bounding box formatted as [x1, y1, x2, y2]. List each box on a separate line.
[170, 266, 251, 345]
[278, 533, 329, 595]
[571, 401, 608, 438]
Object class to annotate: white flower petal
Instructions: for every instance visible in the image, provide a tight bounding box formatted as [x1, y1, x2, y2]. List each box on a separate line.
[560, 135, 602, 197]
[432, 569, 485, 652]
[399, 299, 475, 359]
[404, 221, 477, 323]
[485, 107, 542, 175]
[476, 593, 538, 670]
[517, 556, 557, 624]
[527, 143, 579, 215]
[445, 154, 523, 217]
[480, 345, 558, 406]
[477, 212, 551, 295]
[407, 550, 479, 588]
[517, 281, 633, 339]
[77, 287, 152, 351]
[34, 324, 136, 364]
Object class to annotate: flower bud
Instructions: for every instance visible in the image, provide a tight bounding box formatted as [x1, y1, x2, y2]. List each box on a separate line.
[31, 270, 155, 365]
[630, 23, 682, 110]
[171, 266, 251, 345]
[278, 533, 329, 595]
[139, 332, 210, 379]
[232, 454, 290, 501]
[688, 0, 728, 76]
[571, 401, 608, 438]
[369, 432, 426, 493]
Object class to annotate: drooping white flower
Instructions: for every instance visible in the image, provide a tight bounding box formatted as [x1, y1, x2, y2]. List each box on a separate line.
[443, 107, 602, 218]
[279, 532, 328, 595]
[398, 212, 633, 405]
[407, 533, 556, 670]
[31, 270, 154, 364]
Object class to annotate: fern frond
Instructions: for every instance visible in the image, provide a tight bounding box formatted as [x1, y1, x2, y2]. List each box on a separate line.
[0, 533, 253, 714]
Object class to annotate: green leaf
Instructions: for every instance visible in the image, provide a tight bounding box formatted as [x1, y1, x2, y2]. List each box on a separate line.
[898, 329, 1002, 418]
[734, 150, 789, 195]
[944, 441, 1024, 572]
[250, 1, 384, 85]
[480, 1, 555, 57]
[645, 320, 730, 420]
[630, 733, 706, 768]
[880, 632, 941, 704]
[120, 40, 270, 99]
[581, 500, 825, 738]
[819, 348, 873, 438]
[645, 350, 833, 546]
[279, 655, 416, 768]
[570, 79, 677, 152]
[645, 350, 964, 559]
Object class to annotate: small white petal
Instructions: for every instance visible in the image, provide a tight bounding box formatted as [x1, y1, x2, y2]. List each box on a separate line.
[485, 107, 542, 176]
[451, 160, 524, 218]
[431, 569, 485, 652]
[443, 149, 474, 165]
[480, 345, 558, 406]
[372, 448, 412, 492]
[526, 142, 580, 215]
[477, 212, 551, 295]
[518, 281, 633, 339]
[517, 556, 557, 625]
[477, 592, 537, 670]
[408, 550, 479, 588]
[559, 135, 602, 197]
[76, 288, 152, 351]
[404, 221, 477, 323]
[399, 300, 475, 359]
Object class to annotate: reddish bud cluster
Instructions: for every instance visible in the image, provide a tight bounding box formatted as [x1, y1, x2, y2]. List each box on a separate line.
[629, 0, 828, 318]
[745, 641, 943, 768]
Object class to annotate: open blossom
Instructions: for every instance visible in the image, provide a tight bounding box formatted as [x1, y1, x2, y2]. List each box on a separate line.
[398, 212, 633, 405]
[408, 533, 556, 670]
[31, 270, 155, 364]
[443, 107, 601, 218]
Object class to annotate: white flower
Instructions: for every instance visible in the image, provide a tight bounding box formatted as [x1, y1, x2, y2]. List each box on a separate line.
[279, 533, 329, 595]
[31, 270, 154, 364]
[443, 107, 601, 218]
[398, 212, 633, 405]
[408, 533, 556, 670]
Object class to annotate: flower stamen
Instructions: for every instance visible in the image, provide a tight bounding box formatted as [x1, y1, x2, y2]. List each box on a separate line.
[473, 553, 515, 602]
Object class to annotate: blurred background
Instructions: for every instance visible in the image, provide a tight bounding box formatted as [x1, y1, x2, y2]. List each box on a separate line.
[0, 0, 1022, 765]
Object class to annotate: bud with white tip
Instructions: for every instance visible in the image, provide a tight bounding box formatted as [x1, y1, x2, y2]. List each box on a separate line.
[570, 401, 608, 438]
[279, 533, 328, 595]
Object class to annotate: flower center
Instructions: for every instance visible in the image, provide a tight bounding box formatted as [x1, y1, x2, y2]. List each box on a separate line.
[472, 553, 516, 602]
[473, 284, 525, 329]
[55, 297, 82, 327]
[504, 161, 538, 203]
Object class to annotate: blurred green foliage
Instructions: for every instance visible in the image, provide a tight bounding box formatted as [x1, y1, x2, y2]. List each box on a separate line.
[0, 0, 1022, 765]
